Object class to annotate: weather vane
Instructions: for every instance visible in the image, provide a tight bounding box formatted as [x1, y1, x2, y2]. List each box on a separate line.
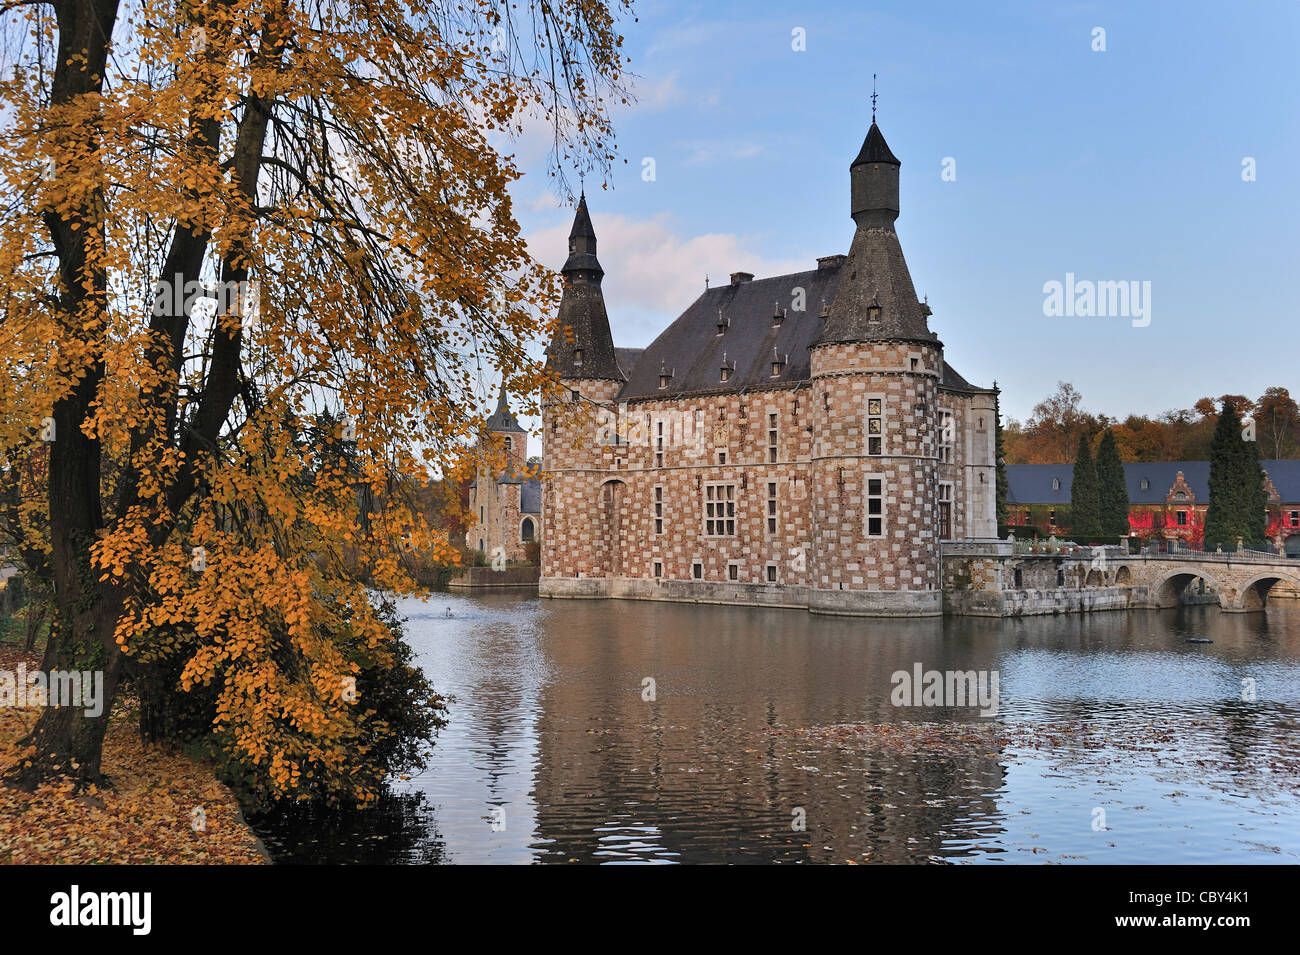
[578, 170, 585, 198]
[872, 74, 878, 123]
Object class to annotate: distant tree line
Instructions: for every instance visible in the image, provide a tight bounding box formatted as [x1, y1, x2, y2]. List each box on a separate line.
[1003, 383, 1300, 465]
[995, 390, 1274, 551]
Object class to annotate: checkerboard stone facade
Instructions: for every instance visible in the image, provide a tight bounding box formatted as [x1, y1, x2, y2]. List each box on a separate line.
[539, 121, 999, 616]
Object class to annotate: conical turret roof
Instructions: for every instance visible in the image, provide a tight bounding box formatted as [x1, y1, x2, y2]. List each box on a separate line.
[547, 194, 622, 380]
[485, 384, 526, 433]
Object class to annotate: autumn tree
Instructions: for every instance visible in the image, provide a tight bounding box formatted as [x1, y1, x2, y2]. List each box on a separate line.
[1002, 384, 1298, 465]
[1255, 386, 1299, 460]
[0, 0, 632, 794]
[1021, 381, 1097, 464]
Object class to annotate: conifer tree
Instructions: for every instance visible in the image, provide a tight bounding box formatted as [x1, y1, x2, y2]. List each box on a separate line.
[1070, 432, 1101, 541]
[1096, 429, 1130, 539]
[1204, 399, 1269, 551]
[994, 385, 1009, 528]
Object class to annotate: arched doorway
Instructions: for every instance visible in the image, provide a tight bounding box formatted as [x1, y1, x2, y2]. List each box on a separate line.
[521, 517, 536, 542]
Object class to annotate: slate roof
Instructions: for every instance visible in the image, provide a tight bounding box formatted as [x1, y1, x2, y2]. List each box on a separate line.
[521, 477, 541, 514]
[813, 223, 936, 346]
[617, 262, 989, 402]
[547, 194, 622, 381]
[468, 473, 541, 514]
[853, 122, 901, 166]
[619, 267, 836, 401]
[1005, 460, 1300, 505]
[816, 122, 936, 347]
[484, 385, 525, 433]
[615, 347, 644, 379]
[581, 121, 990, 402]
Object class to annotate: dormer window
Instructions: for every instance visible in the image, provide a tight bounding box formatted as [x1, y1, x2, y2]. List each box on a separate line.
[771, 349, 787, 378]
[773, 303, 784, 327]
[573, 348, 583, 367]
[867, 294, 882, 324]
[720, 354, 735, 383]
[658, 365, 673, 390]
[716, 310, 729, 335]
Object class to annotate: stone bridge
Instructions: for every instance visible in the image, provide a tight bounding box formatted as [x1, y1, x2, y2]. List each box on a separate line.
[1098, 551, 1300, 612]
[941, 542, 1300, 615]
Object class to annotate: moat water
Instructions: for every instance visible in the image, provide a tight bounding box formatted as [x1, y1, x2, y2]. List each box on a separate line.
[252, 594, 1300, 864]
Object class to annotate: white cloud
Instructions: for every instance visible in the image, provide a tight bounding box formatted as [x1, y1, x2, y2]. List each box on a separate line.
[527, 212, 811, 342]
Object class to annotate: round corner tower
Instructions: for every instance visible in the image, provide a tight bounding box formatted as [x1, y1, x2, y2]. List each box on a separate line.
[807, 120, 944, 616]
[540, 194, 626, 588]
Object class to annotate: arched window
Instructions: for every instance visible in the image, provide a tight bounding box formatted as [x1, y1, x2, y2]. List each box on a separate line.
[521, 517, 535, 542]
[504, 436, 512, 452]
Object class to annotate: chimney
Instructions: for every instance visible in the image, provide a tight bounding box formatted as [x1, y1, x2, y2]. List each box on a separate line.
[729, 271, 753, 286]
[817, 254, 846, 270]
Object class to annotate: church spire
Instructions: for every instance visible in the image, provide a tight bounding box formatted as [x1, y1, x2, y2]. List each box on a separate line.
[548, 194, 621, 380]
[485, 382, 525, 434]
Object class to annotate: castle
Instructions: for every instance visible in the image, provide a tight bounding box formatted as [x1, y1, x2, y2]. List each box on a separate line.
[539, 119, 999, 616]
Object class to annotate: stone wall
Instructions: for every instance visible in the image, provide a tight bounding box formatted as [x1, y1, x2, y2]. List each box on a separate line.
[449, 564, 540, 590]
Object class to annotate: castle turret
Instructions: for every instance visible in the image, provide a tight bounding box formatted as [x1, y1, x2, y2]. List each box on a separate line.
[816, 122, 936, 347]
[546, 193, 621, 382]
[850, 122, 900, 228]
[808, 119, 943, 616]
[541, 194, 625, 587]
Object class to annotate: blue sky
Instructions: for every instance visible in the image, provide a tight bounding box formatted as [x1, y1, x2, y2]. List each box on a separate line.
[508, 0, 1298, 452]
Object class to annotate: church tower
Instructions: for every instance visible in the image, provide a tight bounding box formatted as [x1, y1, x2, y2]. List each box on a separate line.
[807, 120, 944, 615]
[467, 384, 529, 559]
[541, 194, 625, 588]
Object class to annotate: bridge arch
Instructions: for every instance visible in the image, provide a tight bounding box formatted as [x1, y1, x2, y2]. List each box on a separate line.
[1149, 567, 1222, 608]
[1230, 569, 1300, 612]
[1114, 565, 1132, 585]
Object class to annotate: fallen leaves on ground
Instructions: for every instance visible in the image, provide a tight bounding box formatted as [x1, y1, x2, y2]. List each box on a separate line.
[0, 645, 266, 864]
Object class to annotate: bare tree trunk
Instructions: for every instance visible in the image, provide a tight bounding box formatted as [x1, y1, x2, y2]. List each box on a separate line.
[2, 0, 123, 791]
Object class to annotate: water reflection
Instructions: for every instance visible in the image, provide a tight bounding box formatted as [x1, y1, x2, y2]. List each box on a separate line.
[250, 596, 1300, 864]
